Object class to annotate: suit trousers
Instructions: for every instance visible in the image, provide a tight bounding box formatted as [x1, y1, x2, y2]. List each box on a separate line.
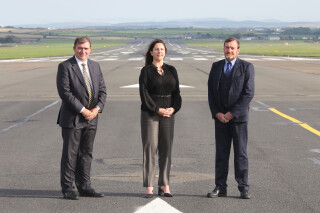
[141, 110, 175, 187]
[60, 124, 97, 193]
[214, 120, 249, 191]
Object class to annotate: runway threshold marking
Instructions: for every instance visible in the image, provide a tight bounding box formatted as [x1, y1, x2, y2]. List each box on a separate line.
[0, 100, 59, 135]
[268, 108, 320, 137]
[134, 198, 182, 213]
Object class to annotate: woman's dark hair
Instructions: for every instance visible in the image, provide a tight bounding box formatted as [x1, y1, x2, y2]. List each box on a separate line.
[145, 39, 167, 66]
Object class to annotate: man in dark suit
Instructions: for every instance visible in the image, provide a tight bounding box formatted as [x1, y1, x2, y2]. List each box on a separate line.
[56, 36, 107, 200]
[207, 37, 254, 199]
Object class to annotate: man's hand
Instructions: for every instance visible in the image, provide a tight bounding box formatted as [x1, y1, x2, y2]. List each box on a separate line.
[82, 108, 92, 120]
[224, 112, 234, 121]
[82, 108, 99, 121]
[216, 112, 229, 123]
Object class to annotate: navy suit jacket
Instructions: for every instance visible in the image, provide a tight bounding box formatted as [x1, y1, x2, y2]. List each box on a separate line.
[56, 56, 107, 128]
[208, 58, 254, 122]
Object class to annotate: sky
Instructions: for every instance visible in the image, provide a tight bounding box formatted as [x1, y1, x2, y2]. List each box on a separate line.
[1, 0, 320, 26]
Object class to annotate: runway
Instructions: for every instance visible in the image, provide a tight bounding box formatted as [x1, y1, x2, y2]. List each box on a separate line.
[0, 40, 319, 212]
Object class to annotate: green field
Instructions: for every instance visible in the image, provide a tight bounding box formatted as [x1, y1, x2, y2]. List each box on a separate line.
[2, 36, 320, 59]
[0, 39, 129, 59]
[183, 39, 320, 57]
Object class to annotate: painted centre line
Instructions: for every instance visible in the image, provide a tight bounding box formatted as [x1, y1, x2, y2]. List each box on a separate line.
[0, 100, 59, 135]
[134, 198, 182, 213]
[268, 108, 320, 137]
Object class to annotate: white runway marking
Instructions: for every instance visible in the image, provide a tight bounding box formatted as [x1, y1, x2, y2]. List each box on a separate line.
[186, 47, 210, 53]
[102, 58, 118, 61]
[91, 48, 125, 55]
[120, 84, 194, 89]
[261, 57, 283, 61]
[255, 101, 272, 108]
[251, 107, 269, 112]
[307, 158, 320, 165]
[0, 100, 59, 135]
[180, 84, 195, 88]
[241, 58, 260, 61]
[120, 84, 139, 88]
[134, 198, 182, 213]
[310, 149, 320, 154]
[286, 57, 320, 61]
[177, 51, 190, 54]
[128, 57, 143, 60]
[51, 59, 67, 62]
[193, 58, 208, 61]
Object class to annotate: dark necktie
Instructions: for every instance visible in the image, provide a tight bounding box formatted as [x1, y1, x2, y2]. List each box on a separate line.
[225, 62, 232, 77]
[81, 63, 93, 107]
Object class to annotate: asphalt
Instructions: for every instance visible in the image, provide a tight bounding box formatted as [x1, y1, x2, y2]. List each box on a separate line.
[0, 40, 320, 213]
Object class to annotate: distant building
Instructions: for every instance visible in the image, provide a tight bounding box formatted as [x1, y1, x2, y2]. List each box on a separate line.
[262, 36, 280, 40]
[240, 37, 258, 41]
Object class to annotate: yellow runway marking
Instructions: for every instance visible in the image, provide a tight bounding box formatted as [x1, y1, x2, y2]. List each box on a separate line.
[269, 108, 320, 137]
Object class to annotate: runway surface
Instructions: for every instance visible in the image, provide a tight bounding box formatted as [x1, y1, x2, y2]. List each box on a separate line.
[0, 40, 320, 213]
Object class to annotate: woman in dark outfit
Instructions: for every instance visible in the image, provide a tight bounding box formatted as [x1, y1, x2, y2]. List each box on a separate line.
[139, 39, 182, 198]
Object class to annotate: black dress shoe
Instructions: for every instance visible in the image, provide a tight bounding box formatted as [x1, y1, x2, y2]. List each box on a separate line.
[240, 190, 251, 199]
[79, 190, 104, 198]
[158, 187, 173, 197]
[63, 191, 79, 200]
[207, 187, 227, 198]
[143, 194, 154, 198]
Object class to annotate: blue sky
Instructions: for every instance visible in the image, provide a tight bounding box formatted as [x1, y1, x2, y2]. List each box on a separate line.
[1, 0, 319, 26]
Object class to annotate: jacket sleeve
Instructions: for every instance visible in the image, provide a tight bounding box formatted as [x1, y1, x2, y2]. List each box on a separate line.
[139, 67, 159, 113]
[56, 62, 84, 113]
[208, 63, 219, 119]
[230, 63, 255, 118]
[171, 67, 182, 113]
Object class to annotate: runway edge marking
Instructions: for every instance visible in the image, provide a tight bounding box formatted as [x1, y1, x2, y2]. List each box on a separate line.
[0, 100, 59, 135]
[268, 108, 320, 137]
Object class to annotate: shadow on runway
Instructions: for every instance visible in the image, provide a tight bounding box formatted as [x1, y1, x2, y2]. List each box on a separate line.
[0, 189, 62, 199]
[0, 189, 244, 199]
[0, 189, 143, 199]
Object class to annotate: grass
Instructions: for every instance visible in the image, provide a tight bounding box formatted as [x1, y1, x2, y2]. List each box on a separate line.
[0, 39, 130, 59]
[183, 39, 320, 57]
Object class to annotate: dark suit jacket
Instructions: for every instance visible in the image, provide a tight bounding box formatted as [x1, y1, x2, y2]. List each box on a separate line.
[208, 58, 254, 122]
[56, 56, 107, 128]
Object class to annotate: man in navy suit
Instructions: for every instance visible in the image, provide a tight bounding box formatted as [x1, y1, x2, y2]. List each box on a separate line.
[207, 37, 254, 199]
[57, 37, 107, 200]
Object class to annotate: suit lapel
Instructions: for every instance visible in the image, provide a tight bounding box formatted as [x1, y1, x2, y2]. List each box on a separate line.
[229, 58, 240, 95]
[71, 56, 87, 90]
[231, 58, 240, 78]
[215, 60, 225, 90]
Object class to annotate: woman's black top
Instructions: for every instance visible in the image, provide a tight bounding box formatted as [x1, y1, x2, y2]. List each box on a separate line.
[139, 63, 182, 114]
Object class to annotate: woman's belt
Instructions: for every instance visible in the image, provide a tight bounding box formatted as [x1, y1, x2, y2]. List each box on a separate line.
[151, 95, 172, 98]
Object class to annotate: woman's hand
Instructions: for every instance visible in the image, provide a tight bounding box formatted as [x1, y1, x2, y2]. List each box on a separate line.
[158, 108, 175, 117]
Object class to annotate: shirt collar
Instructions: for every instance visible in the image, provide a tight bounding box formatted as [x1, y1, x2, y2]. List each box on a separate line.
[75, 56, 88, 66]
[225, 58, 237, 67]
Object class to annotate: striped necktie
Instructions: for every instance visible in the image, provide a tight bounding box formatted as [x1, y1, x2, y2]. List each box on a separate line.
[81, 63, 93, 107]
[225, 62, 232, 77]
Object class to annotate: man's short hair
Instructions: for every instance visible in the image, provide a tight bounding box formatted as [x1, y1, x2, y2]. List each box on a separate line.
[224, 37, 240, 49]
[74, 36, 91, 47]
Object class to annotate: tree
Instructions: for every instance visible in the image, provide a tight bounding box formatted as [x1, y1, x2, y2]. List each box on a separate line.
[0, 36, 21, 43]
